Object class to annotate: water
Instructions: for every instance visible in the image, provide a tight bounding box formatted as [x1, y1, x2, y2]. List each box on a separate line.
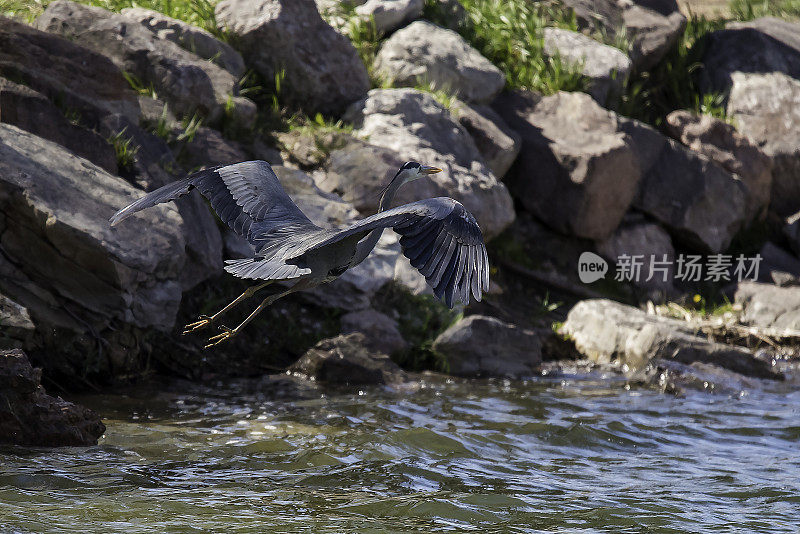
[2, 371, 799, 533]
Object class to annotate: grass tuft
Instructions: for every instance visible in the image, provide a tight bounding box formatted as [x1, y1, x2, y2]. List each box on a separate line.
[107, 127, 139, 170]
[729, 0, 800, 19]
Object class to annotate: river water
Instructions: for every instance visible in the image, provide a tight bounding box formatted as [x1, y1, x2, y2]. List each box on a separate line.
[1, 370, 799, 533]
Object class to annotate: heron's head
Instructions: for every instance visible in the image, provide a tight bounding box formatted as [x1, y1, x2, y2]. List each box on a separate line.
[393, 161, 442, 185]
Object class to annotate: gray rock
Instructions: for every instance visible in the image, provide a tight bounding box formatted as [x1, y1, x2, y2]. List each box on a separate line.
[727, 72, 800, 218]
[542, 27, 632, 103]
[0, 16, 140, 123]
[493, 90, 639, 240]
[562, 0, 686, 70]
[596, 216, 675, 293]
[757, 242, 800, 285]
[432, 315, 542, 378]
[735, 282, 800, 332]
[701, 17, 800, 95]
[665, 110, 772, 222]
[561, 299, 780, 379]
[344, 88, 515, 239]
[451, 100, 521, 179]
[0, 349, 106, 446]
[121, 7, 245, 77]
[340, 308, 408, 355]
[0, 78, 117, 174]
[316, 138, 405, 215]
[174, 126, 248, 168]
[0, 293, 34, 332]
[355, 0, 423, 34]
[289, 332, 408, 385]
[785, 211, 800, 257]
[622, 118, 748, 253]
[216, 0, 369, 115]
[373, 20, 505, 103]
[36, 1, 253, 125]
[0, 123, 186, 331]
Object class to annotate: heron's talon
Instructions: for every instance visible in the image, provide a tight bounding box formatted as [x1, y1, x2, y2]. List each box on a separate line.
[183, 315, 214, 335]
[203, 327, 237, 348]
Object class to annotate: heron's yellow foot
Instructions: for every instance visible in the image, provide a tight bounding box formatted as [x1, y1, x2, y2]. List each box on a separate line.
[204, 326, 237, 349]
[183, 315, 214, 335]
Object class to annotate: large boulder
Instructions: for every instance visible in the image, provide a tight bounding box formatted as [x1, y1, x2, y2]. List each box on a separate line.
[735, 282, 800, 332]
[0, 78, 117, 174]
[622, 118, 748, 253]
[562, 0, 686, 70]
[726, 72, 800, 218]
[344, 88, 515, 238]
[542, 27, 632, 103]
[451, 100, 521, 179]
[288, 332, 408, 385]
[0, 349, 105, 446]
[432, 315, 542, 378]
[373, 21, 505, 103]
[0, 16, 139, 123]
[0, 123, 188, 376]
[700, 17, 800, 95]
[665, 110, 772, 222]
[355, 0, 423, 34]
[340, 308, 408, 355]
[493, 90, 639, 240]
[120, 7, 245, 77]
[561, 299, 780, 379]
[36, 1, 254, 125]
[216, 0, 369, 115]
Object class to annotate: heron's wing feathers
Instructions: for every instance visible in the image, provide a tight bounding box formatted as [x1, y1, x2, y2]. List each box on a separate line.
[109, 161, 320, 251]
[223, 257, 310, 280]
[298, 197, 489, 308]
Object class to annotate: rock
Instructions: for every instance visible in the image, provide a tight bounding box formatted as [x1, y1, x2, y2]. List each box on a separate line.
[0, 293, 35, 348]
[316, 137, 405, 215]
[563, 0, 686, 71]
[432, 315, 542, 378]
[288, 332, 408, 385]
[340, 309, 408, 355]
[757, 242, 800, 284]
[785, 211, 800, 257]
[100, 114, 223, 291]
[120, 7, 245, 77]
[275, 165, 360, 228]
[665, 110, 772, 222]
[344, 88, 515, 238]
[493, 90, 639, 240]
[0, 78, 118, 174]
[596, 216, 675, 293]
[561, 299, 780, 379]
[0, 349, 106, 446]
[36, 1, 253, 125]
[216, 0, 369, 115]
[542, 27, 632, 103]
[355, 0, 423, 34]
[735, 282, 800, 332]
[373, 20, 505, 103]
[727, 72, 800, 218]
[622, 118, 748, 253]
[451, 100, 521, 179]
[0, 123, 186, 331]
[701, 17, 800, 95]
[0, 15, 139, 123]
[174, 126, 249, 168]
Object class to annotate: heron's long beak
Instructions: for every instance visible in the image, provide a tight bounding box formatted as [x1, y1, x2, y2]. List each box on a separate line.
[422, 165, 442, 174]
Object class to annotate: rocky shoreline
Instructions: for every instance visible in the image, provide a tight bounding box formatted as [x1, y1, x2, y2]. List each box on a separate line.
[2, 0, 800, 446]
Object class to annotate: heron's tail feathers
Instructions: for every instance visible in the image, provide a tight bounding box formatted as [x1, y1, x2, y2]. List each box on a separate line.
[224, 258, 310, 281]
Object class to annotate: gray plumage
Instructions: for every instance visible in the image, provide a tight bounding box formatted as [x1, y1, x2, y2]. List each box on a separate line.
[110, 160, 489, 345]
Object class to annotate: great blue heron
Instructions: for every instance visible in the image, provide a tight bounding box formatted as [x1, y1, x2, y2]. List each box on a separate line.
[110, 160, 489, 347]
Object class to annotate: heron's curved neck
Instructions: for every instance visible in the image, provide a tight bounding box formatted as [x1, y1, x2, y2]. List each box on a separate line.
[351, 179, 402, 266]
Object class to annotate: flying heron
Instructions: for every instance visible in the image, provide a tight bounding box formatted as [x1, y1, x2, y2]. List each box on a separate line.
[110, 160, 489, 347]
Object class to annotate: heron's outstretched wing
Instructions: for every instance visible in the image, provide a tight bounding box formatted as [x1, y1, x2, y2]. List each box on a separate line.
[109, 161, 321, 251]
[291, 197, 489, 308]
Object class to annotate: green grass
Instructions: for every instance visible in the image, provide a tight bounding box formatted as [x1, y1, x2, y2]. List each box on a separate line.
[107, 127, 139, 171]
[1, 0, 227, 38]
[616, 14, 729, 126]
[730, 0, 800, 19]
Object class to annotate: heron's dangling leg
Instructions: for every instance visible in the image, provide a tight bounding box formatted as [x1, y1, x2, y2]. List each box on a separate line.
[204, 281, 310, 349]
[183, 281, 273, 334]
